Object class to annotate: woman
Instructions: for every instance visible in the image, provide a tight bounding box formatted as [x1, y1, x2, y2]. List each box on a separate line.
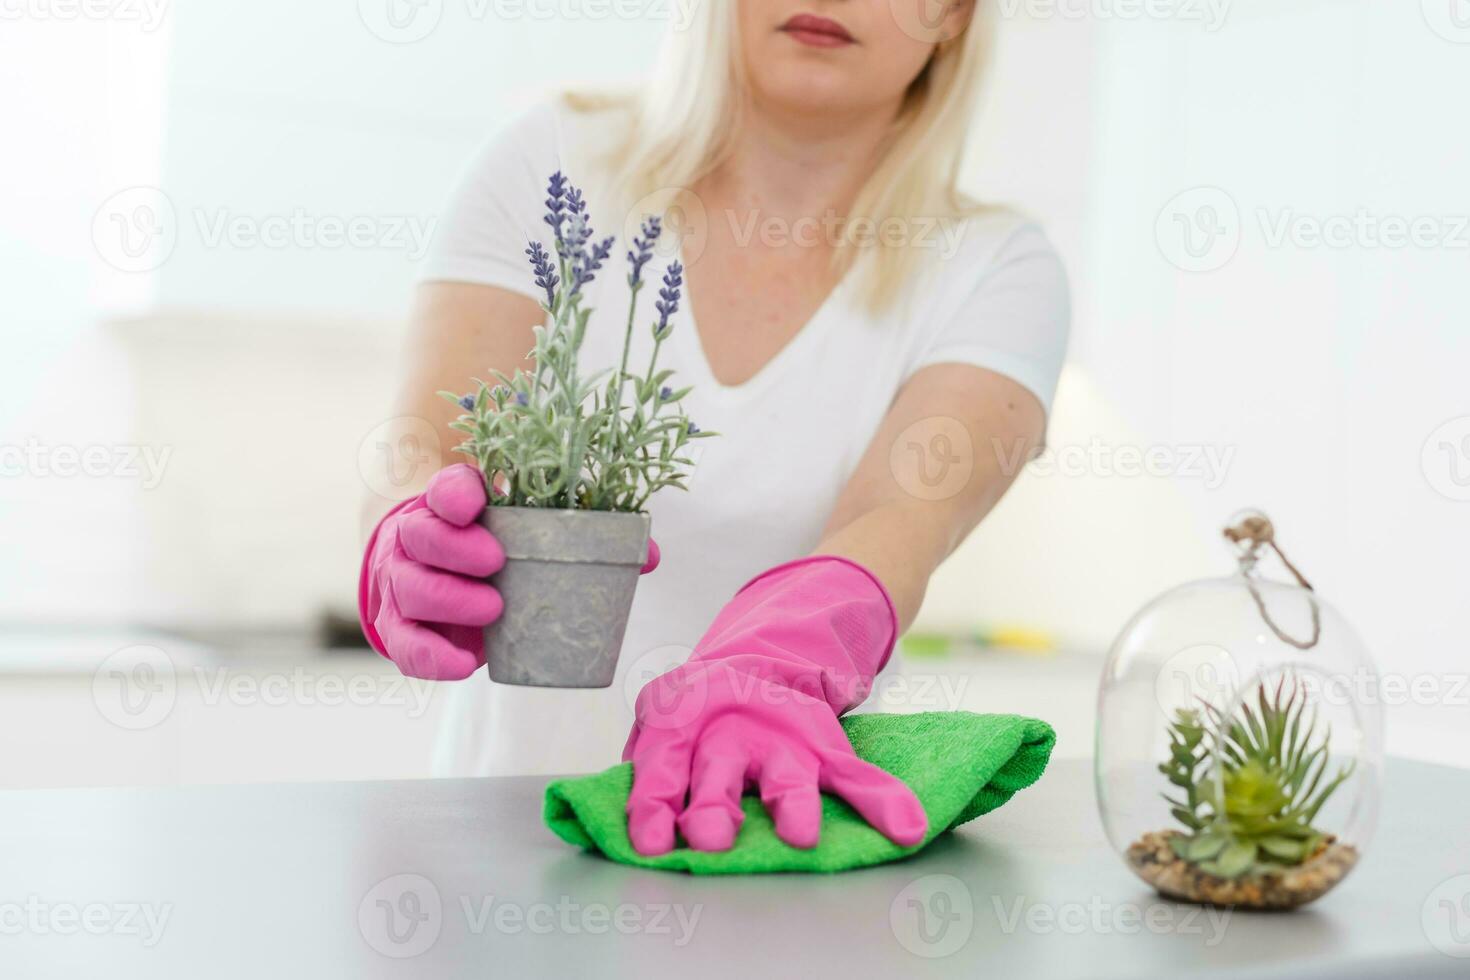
[360, 1, 1069, 855]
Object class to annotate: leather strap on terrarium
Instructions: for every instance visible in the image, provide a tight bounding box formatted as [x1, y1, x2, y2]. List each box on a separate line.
[1223, 512, 1322, 651]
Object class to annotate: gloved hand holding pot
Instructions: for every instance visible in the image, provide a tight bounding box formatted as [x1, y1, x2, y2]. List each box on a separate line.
[361, 174, 701, 689]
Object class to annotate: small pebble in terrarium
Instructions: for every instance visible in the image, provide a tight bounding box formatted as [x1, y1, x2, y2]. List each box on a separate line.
[1096, 512, 1383, 911]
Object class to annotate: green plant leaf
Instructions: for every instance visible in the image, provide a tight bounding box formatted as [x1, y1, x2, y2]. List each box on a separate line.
[1258, 836, 1307, 862]
[1212, 841, 1258, 879]
[1169, 806, 1203, 831]
[1186, 833, 1229, 862]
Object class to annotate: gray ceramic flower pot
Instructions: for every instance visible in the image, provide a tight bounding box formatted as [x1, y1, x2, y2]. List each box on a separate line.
[479, 506, 650, 688]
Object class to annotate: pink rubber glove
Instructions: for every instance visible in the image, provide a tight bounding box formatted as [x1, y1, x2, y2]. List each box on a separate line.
[359, 463, 661, 680]
[623, 556, 928, 854]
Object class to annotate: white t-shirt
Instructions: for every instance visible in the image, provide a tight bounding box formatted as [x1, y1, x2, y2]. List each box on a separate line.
[419, 100, 1070, 776]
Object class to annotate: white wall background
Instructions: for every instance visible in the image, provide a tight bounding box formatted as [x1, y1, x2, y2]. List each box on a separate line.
[922, 2, 1470, 685]
[2, 2, 1467, 767]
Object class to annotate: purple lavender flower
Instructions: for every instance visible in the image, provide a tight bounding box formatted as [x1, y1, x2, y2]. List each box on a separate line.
[458, 393, 476, 412]
[686, 422, 701, 436]
[659, 385, 672, 401]
[653, 260, 684, 339]
[571, 234, 614, 294]
[515, 392, 529, 407]
[545, 175, 612, 296]
[626, 216, 662, 288]
[560, 210, 589, 258]
[526, 240, 559, 308]
[543, 172, 569, 241]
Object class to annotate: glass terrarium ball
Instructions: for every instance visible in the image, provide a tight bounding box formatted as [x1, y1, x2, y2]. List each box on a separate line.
[1096, 569, 1384, 910]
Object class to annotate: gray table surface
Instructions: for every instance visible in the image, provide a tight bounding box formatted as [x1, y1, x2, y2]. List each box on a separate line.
[3, 758, 1468, 979]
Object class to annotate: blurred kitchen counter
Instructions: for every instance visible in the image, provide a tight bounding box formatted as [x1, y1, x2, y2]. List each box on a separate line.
[0, 627, 448, 789]
[0, 631, 1099, 790]
[1, 634, 1457, 789]
[3, 758, 1467, 978]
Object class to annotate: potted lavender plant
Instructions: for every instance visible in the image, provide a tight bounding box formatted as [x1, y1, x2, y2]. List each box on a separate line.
[441, 173, 711, 688]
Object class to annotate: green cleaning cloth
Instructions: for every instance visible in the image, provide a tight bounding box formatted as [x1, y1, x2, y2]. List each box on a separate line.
[543, 711, 1055, 874]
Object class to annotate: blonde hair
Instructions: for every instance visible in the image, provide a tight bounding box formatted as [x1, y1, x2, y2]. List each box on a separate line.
[566, 3, 997, 310]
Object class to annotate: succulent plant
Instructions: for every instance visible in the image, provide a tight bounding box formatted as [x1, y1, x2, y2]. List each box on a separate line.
[1160, 676, 1355, 879]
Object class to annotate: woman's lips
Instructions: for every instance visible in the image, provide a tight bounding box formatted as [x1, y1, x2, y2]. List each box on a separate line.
[779, 13, 856, 48]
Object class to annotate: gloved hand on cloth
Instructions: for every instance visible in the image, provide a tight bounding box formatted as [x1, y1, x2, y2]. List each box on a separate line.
[622, 556, 928, 854]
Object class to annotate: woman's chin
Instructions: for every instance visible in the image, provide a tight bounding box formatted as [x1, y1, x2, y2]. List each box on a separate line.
[750, 70, 867, 119]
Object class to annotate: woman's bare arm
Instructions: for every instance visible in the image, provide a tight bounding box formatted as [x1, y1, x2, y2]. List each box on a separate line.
[360, 281, 543, 539]
[816, 363, 1046, 629]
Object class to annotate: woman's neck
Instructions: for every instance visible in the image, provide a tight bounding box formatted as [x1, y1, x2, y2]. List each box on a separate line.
[700, 93, 902, 220]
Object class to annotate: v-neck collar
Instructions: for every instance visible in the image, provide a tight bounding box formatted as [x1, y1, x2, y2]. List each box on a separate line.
[672, 261, 856, 404]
